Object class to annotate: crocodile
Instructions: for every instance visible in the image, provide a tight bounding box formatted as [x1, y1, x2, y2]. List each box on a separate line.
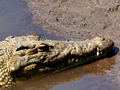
[0, 35, 114, 87]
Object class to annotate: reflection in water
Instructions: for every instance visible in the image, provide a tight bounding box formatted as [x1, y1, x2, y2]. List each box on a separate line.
[50, 75, 119, 90]
[0, 0, 64, 41]
[105, 55, 120, 84]
[50, 57, 119, 90]
[3, 57, 116, 90]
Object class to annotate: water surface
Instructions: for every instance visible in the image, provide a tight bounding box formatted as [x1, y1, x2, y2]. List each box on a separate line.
[0, 0, 64, 41]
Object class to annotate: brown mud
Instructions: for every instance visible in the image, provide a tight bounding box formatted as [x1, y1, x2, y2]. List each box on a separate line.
[1, 0, 120, 90]
[25, 0, 120, 90]
[25, 0, 120, 42]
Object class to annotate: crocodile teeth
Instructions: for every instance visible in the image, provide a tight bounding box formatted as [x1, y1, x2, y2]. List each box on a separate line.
[97, 51, 99, 56]
[76, 59, 79, 62]
[72, 58, 74, 62]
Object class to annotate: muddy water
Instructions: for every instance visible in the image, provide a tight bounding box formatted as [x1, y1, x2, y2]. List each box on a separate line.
[0, 0, 120, 90]
[0, 0, 64, 41]
[3, 57, 117, 90]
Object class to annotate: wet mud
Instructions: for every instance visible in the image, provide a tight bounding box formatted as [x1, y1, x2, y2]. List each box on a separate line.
[25, 0, 120, 41]
[1, 0, 120, 90]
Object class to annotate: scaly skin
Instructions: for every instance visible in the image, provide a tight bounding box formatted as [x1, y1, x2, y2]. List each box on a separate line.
[0, 36, 114, 87]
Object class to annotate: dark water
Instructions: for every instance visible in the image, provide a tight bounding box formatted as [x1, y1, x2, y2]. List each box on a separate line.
[0, 0, 64, 41]
[0, 0, 119, 90]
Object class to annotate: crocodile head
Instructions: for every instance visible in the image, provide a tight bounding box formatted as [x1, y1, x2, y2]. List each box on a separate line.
[0, 36, 114, 87]
[91, 37, 114, 56]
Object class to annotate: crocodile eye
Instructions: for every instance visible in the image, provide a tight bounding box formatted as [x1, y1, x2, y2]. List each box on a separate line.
[38, 43, 53, 52]
[39, 44, 50, 51]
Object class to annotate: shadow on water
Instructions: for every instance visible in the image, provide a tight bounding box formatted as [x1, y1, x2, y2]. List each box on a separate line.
[3, 56, 116, 90]
[0, 0, 64, 41]
[112, 46, 119, 54]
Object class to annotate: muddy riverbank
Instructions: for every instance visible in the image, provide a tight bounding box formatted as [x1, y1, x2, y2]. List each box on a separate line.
[25, 0, 120, 41]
